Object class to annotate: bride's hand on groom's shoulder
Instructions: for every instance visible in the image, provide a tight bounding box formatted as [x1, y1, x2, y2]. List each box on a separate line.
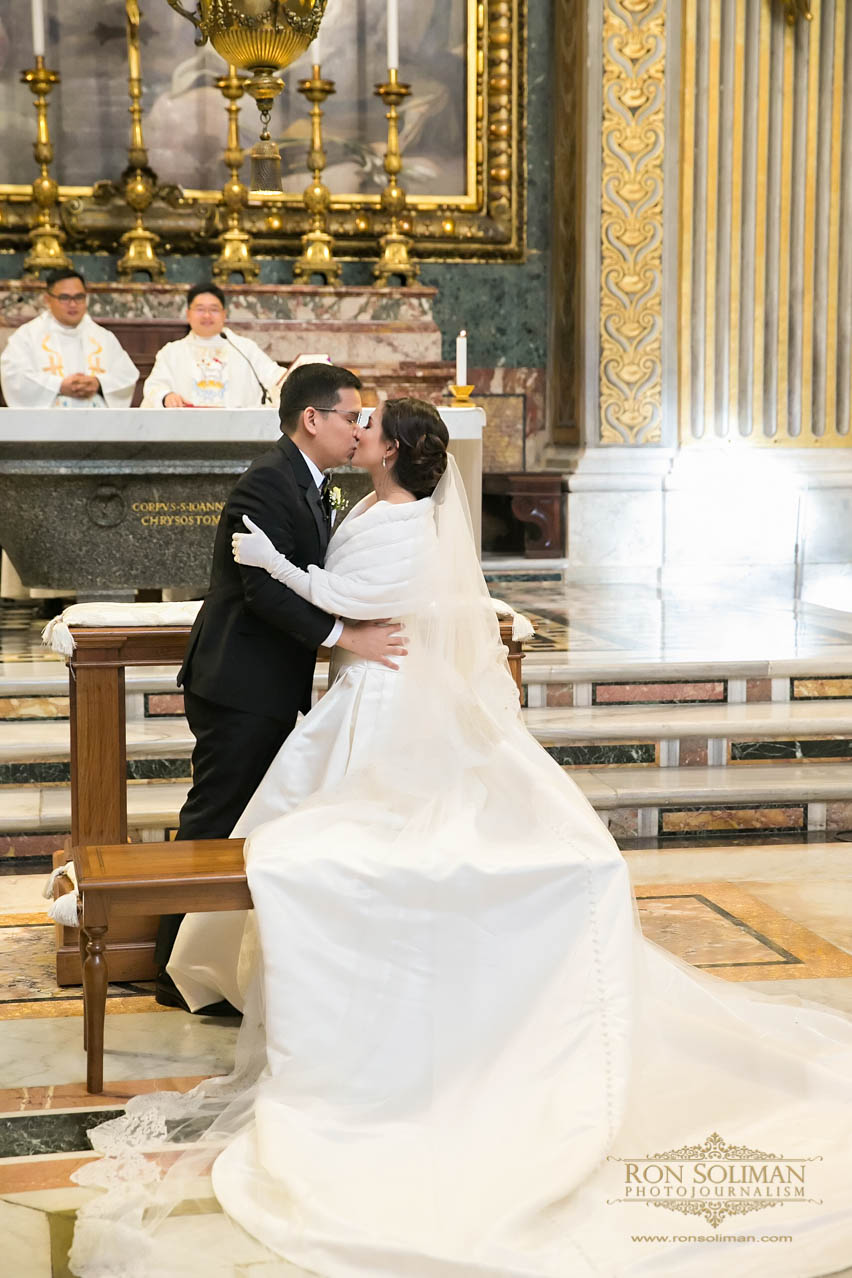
[232, 515, 280, 572]
[338, 620, 408, 671]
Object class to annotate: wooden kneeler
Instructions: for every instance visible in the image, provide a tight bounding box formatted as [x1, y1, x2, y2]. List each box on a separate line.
[61, 622, 524, 988]
[66, 618, 527, 1090]
[73, 838, 251, 1094]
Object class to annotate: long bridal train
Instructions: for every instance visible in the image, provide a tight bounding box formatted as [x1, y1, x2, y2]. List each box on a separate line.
[70, 464, 852, 1278]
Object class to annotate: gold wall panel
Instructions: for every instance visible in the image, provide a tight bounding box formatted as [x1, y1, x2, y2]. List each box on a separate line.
[599, 0, 666, 446]
[0, 0, 525, 264]
[679, 0, 851, 446]
[548, 0, 584, 447]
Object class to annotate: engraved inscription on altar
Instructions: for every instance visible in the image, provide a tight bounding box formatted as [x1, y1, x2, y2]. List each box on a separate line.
[132, 500, 225, 528]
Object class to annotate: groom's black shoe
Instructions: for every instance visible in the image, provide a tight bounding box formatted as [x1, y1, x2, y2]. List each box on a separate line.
[154, 970, 242, 1019]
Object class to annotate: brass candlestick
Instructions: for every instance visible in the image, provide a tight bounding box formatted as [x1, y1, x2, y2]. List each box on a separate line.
[449, 384, 476, 406]
[117, 1, 164, 279]
[373, 68, 418, 287]
[293, 64, 341, 285]
[213, 66, 259, 282]
[21, 58, 72, 277]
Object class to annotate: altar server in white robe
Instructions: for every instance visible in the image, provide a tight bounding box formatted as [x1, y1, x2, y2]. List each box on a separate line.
[141, 282, 285, 409]
[0, 268, 139, 410]
[0, 268, 138, 598]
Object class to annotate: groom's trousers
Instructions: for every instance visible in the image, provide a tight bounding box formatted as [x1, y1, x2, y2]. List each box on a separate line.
[154, 689, 296, 972]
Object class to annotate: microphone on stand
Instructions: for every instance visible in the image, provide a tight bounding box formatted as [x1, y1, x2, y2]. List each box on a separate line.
[221, 329, 273, 405]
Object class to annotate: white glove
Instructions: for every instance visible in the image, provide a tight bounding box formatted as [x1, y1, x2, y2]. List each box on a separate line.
[232, 515, 285, 572]
[232, 515, 308, 591]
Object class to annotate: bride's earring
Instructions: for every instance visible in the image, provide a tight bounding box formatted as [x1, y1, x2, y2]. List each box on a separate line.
[381, 457, 387, 469]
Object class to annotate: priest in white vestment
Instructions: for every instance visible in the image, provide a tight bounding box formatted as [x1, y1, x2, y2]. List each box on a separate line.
[141, 283, 285, 409]
[0, 268, 139, 410]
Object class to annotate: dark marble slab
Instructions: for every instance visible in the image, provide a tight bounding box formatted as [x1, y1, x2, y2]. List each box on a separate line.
[0, 758, 190, 785]
[0, 1108, 123, 1158]
[548, 744, 656, 767]
[484, 572, 563, 583]
[0, 854, 57, 875]
[732, 739, 852, 762]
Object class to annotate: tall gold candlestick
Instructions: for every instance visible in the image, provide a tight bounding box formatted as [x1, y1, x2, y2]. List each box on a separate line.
[293, 64, 341, 285]
[373, 67, 418, 287]
[117, 1, 164, 279]
[213, 66, 259, 283]
[21, 57, 72, 277]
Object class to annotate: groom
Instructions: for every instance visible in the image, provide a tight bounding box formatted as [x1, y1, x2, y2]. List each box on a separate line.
[155, 363, 405, 1008]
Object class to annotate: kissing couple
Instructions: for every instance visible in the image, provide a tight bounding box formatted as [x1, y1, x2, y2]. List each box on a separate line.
[71, 364, 852, 1278]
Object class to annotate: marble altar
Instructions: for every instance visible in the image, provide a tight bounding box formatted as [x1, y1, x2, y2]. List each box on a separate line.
[0, 406, 484, 595]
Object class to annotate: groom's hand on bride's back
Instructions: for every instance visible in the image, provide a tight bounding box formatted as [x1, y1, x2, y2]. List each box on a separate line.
[338, 620, 408, 670]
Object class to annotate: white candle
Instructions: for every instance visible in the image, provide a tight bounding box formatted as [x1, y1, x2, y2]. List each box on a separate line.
[387, 0, 399, 70]
[31, 0, 46, 57]
[455, 330, 468, 386]
[312, 8, 322, 69]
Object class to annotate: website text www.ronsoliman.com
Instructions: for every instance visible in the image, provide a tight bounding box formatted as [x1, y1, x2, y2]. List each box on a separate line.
[630, 1234, 793, 1244]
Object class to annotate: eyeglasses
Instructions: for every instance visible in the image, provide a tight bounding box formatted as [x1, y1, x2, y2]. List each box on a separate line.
[312, 406, 367, 427]
[189, 305, 225, 315]
[49, 292, 86, 304]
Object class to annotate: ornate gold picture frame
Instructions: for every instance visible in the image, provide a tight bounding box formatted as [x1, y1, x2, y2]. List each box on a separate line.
[0, 0, 524, 265]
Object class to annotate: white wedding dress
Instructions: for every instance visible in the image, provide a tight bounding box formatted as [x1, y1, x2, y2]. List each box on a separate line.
[71, 464, 852, 1278]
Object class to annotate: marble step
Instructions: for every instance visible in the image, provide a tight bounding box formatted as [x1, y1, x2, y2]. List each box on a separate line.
[5, 652, 852, 709]
[4, 762, 852, 833]
[0, 661, 181, 699]
[0, 717, 193, 764]
[0, 661, 332, 722]
[574, 762, 852, 810]
[620, 841, 852, 884]
[522, 651, 852, 684]
[525, 699, 852, 742]
[5, 699, 852, 768]
[2, 779, 192, 833]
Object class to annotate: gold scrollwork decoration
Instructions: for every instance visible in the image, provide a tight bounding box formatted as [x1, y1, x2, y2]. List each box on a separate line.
[599, 0, 666, 445]
[0, 0, 524, 265]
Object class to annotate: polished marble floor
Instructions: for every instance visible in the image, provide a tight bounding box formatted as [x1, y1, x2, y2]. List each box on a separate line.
[8, 575, 852, 665]
[482, 569, 852, 662]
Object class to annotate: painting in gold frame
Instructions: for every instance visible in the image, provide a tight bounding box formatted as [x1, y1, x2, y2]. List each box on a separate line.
[0, 0, 524, 263]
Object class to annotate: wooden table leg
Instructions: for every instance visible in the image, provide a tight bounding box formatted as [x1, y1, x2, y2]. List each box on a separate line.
[79, 921, 88, 1051]
[498, 621, 524, 698]
[82, 923, 108, 1094]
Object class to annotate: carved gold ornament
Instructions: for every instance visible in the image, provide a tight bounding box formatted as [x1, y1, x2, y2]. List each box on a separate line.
[165, 0, 326, 77]
[779, 0, 812, 22]
[599, 0, 666, 444]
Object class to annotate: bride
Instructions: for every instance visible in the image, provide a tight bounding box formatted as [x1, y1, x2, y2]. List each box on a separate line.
[71, 399, 852, 1278]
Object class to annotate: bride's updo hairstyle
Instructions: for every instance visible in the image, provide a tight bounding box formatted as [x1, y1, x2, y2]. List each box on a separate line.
[381, 397, 449, 499]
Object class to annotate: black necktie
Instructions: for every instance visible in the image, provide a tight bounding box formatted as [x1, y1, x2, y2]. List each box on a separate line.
[319, 477, 332, 528]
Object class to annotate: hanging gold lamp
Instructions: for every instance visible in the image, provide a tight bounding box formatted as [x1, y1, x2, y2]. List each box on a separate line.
[166, 1, 328, 194]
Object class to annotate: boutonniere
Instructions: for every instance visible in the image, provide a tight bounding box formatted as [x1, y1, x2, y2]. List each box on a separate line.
[328, 485, 347, 513]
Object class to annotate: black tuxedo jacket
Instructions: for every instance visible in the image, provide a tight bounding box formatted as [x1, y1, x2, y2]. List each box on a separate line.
[178, 434, 334, 721]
